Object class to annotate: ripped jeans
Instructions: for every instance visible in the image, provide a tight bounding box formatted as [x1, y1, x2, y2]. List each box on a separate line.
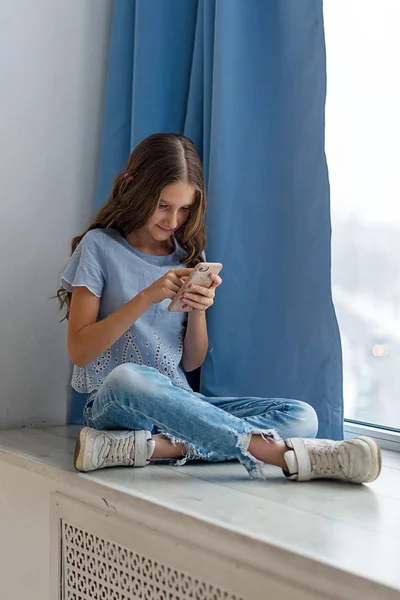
[84, 363, 319, 478]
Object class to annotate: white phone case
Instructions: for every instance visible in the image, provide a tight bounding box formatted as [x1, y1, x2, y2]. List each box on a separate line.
[168, 262, 223, 312]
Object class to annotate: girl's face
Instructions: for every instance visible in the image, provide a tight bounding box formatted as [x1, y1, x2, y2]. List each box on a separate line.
[145, 181, 196, 242]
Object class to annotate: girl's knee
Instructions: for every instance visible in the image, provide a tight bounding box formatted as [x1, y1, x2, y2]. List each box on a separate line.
[104, 363, 155, 396]
[107, 362, 137, 384]
[284, 399, 318, 439]
[297, 401, 319, 438]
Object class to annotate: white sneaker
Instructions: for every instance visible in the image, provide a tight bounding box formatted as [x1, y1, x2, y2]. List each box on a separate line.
[74, 427, 155, 473]
[283, 436, 382, 483]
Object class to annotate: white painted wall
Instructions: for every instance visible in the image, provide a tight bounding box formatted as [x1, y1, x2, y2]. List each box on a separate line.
[0, 0, 113, 427]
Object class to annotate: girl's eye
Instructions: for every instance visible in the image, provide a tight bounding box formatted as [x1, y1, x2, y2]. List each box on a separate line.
[180, 207, 191, 212]
[159, 204, 168, 209]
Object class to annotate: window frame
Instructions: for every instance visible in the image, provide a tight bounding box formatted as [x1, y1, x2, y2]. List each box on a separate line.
[344, 420, 400, 452]
[324, 1, 400, 446]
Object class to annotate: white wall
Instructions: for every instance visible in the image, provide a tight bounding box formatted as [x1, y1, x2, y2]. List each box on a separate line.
[0, 0, 113, 427]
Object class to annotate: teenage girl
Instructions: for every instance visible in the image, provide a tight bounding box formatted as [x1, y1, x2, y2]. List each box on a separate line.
[58, 133, 381, 483]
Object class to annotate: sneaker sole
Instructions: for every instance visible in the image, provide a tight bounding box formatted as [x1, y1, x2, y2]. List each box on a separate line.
[357, 436, 382, 483]
[74, 427, 91, 472]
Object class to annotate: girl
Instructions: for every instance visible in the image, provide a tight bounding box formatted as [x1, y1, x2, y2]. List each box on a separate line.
[58, 133, 381, 483]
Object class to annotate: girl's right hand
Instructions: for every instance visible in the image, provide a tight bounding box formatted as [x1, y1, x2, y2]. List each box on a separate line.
[143, 268, 193, 305]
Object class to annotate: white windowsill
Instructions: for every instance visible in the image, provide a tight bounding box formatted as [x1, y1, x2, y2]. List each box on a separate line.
[344, 421, 400, 452]
[0, 425, 399, 599]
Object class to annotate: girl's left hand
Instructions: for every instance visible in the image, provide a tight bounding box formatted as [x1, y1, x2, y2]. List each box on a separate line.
[181, 273, 222, 311]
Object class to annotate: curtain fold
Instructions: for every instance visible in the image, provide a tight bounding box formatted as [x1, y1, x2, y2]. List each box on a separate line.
[71, 0, 343, 440]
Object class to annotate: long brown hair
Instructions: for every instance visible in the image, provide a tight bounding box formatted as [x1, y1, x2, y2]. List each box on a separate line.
[57, 133, 207, 318]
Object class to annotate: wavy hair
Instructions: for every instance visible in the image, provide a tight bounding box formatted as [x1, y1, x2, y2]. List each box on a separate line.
[57, 133, 207, 318]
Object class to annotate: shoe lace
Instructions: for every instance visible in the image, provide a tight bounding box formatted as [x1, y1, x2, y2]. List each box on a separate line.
[309, 445, 347, 477]
[101, 436, 135, 467]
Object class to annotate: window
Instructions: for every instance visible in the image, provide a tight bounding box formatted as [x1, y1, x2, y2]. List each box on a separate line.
[324, 0, 400, 431]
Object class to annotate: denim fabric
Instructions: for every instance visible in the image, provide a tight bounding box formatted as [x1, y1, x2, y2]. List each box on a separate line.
[84, 363, 318, 478]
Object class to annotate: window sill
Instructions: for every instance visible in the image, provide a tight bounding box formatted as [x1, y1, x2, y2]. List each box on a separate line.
[344, 421, 400, 452]
[0, 426, 400, 598]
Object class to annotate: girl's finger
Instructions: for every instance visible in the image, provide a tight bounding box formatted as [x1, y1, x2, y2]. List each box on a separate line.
[184, 298, 212, 311]
[168, 282, 182, 294]
[187, 284, 214, 298]
[171, 273, 187, 287]
[209, 274, 222, 289]
[174, 268, 194, 278]
[183, 291, 211, 305]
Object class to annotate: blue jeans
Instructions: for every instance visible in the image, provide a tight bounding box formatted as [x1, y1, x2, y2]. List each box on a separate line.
[84, 363, 318, 478]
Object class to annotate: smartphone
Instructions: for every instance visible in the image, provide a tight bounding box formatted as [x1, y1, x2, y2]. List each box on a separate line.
[168, 262, 223, 312]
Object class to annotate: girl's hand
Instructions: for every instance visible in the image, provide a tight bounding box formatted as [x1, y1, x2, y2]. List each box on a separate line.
[181, 273, 222, 311]
[143, 268, 193, 305]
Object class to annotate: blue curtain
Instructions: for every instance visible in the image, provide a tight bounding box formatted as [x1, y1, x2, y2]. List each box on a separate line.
[70, 0, 343, 440]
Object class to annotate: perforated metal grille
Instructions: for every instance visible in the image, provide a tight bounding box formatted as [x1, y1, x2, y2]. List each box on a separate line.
[62, 521, 242, 600]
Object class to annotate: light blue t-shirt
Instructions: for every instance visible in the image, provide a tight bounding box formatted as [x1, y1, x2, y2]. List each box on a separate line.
[62, 228, 192, 393]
